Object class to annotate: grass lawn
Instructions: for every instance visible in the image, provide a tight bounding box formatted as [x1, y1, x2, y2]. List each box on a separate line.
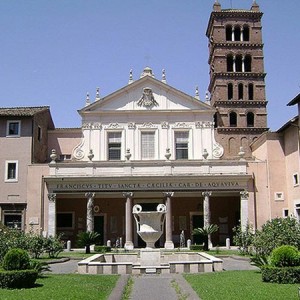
[0, 274, 119, 300]
[184, 270, 299, 300]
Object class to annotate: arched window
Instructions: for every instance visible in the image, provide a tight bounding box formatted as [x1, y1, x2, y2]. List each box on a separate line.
[234, 26, 241, 41]
[229, 112, 237, 127]
[228, 83, 233, 100]
[247, 112, 254, 127]
[243, 25, 250, 41]
[236, 55, 243, 72]
[226, 25, 232, 41]
[244, 55, 252, 72]
[248, 83, 254, 100]
[227, 55, 234, 72]
[213, 113, 218, 128]
[238, 83, 244, 100]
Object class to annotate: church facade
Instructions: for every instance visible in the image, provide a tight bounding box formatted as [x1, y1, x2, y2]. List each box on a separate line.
[3, 2, 293, 249]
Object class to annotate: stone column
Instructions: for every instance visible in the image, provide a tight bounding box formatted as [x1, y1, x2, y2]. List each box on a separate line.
[48, 193, 56, 237]
[123, 192, 134, 250]
[164, 191, 174, 249]
[240, 190, 249, 230]
[241, 26, 244, 41]
[85, 192, 95, 232]
[202, 191, 212, 247]
[233, 55, 236, 72]
[231, 25, 235, 41]
[242, 56, 245, 72]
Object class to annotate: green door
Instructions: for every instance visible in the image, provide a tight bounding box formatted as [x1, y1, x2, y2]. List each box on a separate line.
[94, 216, 104, 245]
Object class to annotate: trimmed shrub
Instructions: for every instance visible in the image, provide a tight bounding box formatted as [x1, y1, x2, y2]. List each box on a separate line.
[94, 245, 111, 253]
[190, 245, 204, 251]
[2, 248, 30, 271]
[270, 245, 299, 267]
[261, 265, 300, 284]
[0, 269, 38, 289]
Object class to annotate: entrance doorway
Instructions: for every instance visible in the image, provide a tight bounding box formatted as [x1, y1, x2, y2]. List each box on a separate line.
[191, 213, 204, 245]
[94, 215, 104, 245]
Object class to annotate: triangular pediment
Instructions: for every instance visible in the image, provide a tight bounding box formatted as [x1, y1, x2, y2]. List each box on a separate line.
[79, 76, 213, 115]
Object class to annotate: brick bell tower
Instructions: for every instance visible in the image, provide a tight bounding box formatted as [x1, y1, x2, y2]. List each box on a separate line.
[206, 1, 268, 159]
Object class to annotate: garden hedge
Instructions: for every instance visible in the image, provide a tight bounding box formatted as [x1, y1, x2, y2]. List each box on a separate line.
[261, 265, 300, 284]
[0, 269, 38, 289]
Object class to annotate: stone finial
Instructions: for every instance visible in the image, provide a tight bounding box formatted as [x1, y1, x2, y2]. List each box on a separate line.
[238, 146, 246, 160]
[125, 148, 131, 161]
[213, 0, 221, 11]
[50, 149, 57, 163]
[202, 149, 209, 160]
[162, 69, 167, 84]
[251, 0, 260, 11]
[95, 87, 101, 101]
[165, 148, 171, 160]
[195, 86, 200, 100]
[128, 69, 134, 84]
[205, 91, 211, 104]
[140, 66, 155, 78]
[85, 92, 90, 106]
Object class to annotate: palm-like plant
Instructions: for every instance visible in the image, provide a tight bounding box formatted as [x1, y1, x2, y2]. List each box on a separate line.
[77, 231, 101, 254]
[193, 224, 219, 251]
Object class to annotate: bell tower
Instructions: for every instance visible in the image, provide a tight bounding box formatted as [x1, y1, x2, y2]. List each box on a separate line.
[206, 1, 268, 158]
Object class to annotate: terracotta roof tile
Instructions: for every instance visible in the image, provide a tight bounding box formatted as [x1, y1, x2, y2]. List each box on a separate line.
[0, 106, 50, 117]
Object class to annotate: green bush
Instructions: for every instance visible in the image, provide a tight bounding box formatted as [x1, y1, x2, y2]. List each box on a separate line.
[77, 232, 101, 254]
[253, 217, 300, 256]
[261, 265, 300, 284]
[270, 245, 299, 267]
[94, 245, 111, 253]
[2, 248, 30, 271]
[44, 235, 64, 258]
[0, 269, 38, 289]
[27, 234, 46, 259]
[190, 245, 204, 251]
[233, 223, 254, 255]
[29, 260, 51, 276]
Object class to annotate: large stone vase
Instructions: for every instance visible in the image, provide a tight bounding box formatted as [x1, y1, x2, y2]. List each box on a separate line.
[133, 204, 166, 249]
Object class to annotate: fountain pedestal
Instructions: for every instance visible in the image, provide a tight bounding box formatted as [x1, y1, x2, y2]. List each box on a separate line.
[140, 249, 161, 266]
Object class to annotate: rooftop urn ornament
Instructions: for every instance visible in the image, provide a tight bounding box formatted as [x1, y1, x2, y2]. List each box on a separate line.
[202, 149, 209, 160]
[95, 87, 101, 101]
[205, 91, 211, 104]
[87, 149, 94, 162]
[162, 69, 167, 84]
[125, 148, 131, 160]
[128, 69, 134, 84]
[133, 204, 166, 249]
[238, 146, 245, 160]
[195, 86, 200, 100]
[165, 148, 171, 160]
[50, 149, 57, 163]
[85, 92, 90, 106]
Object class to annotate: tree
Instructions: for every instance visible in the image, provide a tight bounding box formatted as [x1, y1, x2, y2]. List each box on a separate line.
[193, 224, 219, 251]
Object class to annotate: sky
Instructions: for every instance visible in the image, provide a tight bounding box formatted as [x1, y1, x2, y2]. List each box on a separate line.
[0, 0, 299, 130]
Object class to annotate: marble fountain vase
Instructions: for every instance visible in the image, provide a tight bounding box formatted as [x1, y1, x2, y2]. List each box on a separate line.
[133, 204, 166, 249]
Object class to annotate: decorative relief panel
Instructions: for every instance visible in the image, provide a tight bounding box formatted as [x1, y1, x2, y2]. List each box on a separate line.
[128, 122, 136, 129]
[137, 87, 159, 107]
[172, 122, 191, 129]
[72, 138, 85, 160]
[212, 142, 224, 159]
[82, 122, 102, 129]
[105, 123, 123, 129]
[195, 121, 214, 128]
[139, 122, 157, 128]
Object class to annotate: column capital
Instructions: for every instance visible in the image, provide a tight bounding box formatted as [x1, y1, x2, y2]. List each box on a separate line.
[48, 193, 56, 202]
[85, 192, 95, 199]
[202, 191, 212, 197]
[163, 191, 174, 198]
[123, 192, 134, 198]
[240, 190, 249, 199]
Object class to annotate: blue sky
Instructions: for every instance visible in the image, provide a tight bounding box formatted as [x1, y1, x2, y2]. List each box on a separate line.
[0, 0, 299, 130]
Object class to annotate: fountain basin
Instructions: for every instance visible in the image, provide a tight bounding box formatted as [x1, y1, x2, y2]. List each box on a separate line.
[78, 251, 223, 275]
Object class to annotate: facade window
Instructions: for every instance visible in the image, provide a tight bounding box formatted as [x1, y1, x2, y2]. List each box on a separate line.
[247, 112, 255, 127]
[226, 25, 232, 41]
[283, 209, 289, 218]
[4, 213, 22, 229]
[244, 55, 252, 72]
[236, 55, 243, 72]
[5, 161, 18, 182]
[7, 120, 21, 137]
[175, 131, 189, 160]
[238, 83, 244, 100]
[275, 192, 284, 201]
[108, 132, 121, 160]
[228, 83, 233, 100]
[234, 26, 241, 41]
[243, 26, 250, 41]
[248, 83, 254, 100]
[227, 55, 234, 72]
[229, 112, 237, 127]
[141, 131, 155, 159]
[59, 154, 72, 161]
[37, 126, 42, 142]
[293, 173, 299, 186]
[57, 212, 74, 229]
